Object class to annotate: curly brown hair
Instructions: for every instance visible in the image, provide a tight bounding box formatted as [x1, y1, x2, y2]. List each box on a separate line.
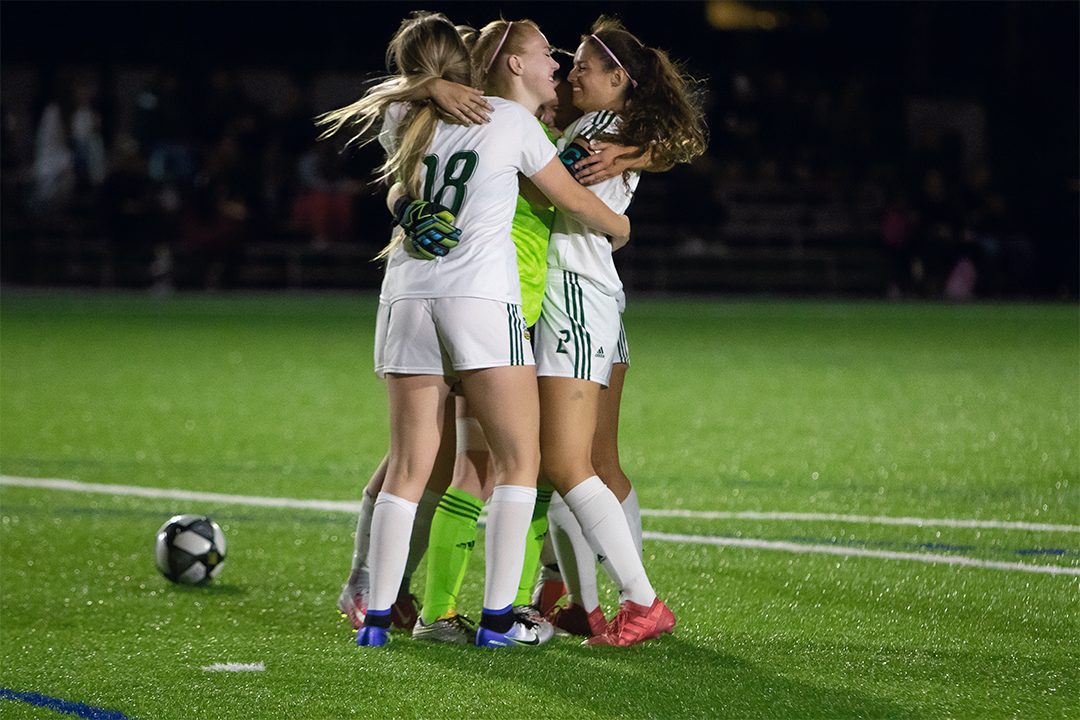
[583, 16, 708, 170]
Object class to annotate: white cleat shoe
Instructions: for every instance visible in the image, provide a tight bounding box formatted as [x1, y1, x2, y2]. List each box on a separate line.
[475, 616, 555, 648]
[412, 613, 477, 644]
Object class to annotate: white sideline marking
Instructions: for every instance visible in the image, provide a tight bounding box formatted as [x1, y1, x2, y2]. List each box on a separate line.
[642, 531, 1080, 577]
[2, 475, 1078, 577]
[201, 662, 265, 672]
[0, 476, 364, 513]
[640, 508, 1080, 534]
[3, 475, 1077, 533]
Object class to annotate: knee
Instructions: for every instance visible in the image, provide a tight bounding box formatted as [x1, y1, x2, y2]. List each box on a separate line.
[491, 442, 540, 483]
[590, 444, 618, 480]
[540, 454, 591, 493]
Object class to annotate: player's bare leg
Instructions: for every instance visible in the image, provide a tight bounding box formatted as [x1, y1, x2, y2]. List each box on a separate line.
[341, 392, 454, 631]
[540, 375, 672, 645]
[358, 374, 453, 647]
[459, 365, 552, 647]
[592, 362, 642, 556]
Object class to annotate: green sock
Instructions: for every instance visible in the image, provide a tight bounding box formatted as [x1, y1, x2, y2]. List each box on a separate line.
[421, 487, 483, 624]
[514, 485, 553, 606]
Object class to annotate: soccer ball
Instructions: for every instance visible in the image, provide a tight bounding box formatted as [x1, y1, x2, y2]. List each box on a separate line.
[155, 514, 227, 584]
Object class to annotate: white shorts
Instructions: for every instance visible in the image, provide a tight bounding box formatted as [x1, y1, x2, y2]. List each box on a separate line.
[375, 297, 533, 379]
[534, 270, 621, 387]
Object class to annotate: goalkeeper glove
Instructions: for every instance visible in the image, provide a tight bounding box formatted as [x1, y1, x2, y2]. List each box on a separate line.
[393, 196, 461, 260]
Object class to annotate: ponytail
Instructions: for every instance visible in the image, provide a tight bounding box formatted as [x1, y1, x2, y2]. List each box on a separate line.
[584, 17, 708, 169]
[315, 11, 472, 198]
[314, 11, 471, 258]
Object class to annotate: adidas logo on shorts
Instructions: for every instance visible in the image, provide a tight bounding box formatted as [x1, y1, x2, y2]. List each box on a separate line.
[595, 347, 605, 358]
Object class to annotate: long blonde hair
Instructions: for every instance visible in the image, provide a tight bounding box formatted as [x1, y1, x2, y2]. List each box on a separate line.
[316, 11, 473, 201]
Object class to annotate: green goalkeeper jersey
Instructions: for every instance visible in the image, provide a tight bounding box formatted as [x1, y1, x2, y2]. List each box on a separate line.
[511, 122, 558, 326]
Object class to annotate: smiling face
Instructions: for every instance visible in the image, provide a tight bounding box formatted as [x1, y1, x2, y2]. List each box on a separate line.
[515, 27, 560, 109]
[567, 40, 627, 113]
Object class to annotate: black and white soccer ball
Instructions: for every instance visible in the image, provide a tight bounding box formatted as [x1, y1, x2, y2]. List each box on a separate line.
[155, 514, 227, 585]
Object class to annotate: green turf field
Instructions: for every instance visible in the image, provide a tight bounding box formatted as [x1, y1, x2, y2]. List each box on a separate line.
[1, 292, 1077, 719]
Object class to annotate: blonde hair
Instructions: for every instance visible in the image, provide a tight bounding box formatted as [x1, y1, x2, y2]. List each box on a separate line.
[316, 11, 472, 200]
[471, 19, 542, 92]
[455, 24, 480, 50]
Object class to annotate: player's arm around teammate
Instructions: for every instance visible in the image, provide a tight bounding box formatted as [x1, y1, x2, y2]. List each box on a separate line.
[535, 17, 707, 647]
[319, 12, 631, 649]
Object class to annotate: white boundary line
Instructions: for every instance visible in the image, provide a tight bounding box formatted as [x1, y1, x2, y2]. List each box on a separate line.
[2, 475, 1078, 577]
[3, 475, 1076, 533]
[0, 476, 365, 513]
[642, 532, 1080, 577]
[640, 508, 1080, 534]
[201, 662, 265, 672]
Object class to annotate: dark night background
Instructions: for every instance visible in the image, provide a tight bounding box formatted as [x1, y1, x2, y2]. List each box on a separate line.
[2, 1, 1077, 298]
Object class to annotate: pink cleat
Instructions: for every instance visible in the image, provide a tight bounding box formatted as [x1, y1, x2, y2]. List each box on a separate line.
[585, 597, 675, 647]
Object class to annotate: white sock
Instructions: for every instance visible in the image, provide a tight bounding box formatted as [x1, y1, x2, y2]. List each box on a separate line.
[402, 489, 441, 589]
[368, 492, 417, 612]
[347, 489, 376, 588]
[621, 488, 643, 559]
[483, 485, 536, 613]
[563, 476, 655, 607]
[547, 493, 600, 612]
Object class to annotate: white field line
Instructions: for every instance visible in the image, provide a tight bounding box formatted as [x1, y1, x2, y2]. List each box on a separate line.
[3, 475, 1077, 533]
[0, 476, 365, 513]
[201, 662, 265, 672]
[640, 508, 1080, 534]
[2, 475, 1078, 578]
[642, 531, 1080, 577]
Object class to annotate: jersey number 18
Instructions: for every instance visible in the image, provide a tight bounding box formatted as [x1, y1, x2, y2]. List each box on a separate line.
[421, 151, 478, 215]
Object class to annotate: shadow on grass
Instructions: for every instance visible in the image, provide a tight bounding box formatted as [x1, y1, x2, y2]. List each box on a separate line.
[352, 631, 918, 720]
[159, 582, 250, 597]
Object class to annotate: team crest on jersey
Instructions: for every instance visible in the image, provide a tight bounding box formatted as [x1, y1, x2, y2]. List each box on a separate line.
[523, 329, 531, 342]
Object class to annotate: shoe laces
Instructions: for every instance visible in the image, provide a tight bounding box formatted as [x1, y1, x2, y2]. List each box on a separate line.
[447, 614, 476, 631]
[607, 601, 642, 637]
[512, 606, 541, 630]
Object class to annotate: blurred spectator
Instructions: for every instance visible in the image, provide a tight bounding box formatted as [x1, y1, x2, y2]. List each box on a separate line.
[289, 142, 361, 247]
[134, 72, 197, 185]
[881, 191, 913, 299]
[29, 101, 75, 217]
[264, 79, 319, 226]
[178, 134, 250, 289]
[102, 134, 169, 286]
[70, 82, 107, 192]
[910, 167, 963, 297]
[1, 107, 32, 216]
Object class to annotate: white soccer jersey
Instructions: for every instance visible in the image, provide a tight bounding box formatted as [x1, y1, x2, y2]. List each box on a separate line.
[547, 110, 640, 296]
[377, 97, 557, 304]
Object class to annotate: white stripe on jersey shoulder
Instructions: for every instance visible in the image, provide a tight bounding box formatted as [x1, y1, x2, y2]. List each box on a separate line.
[580, 110, 619, 141]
